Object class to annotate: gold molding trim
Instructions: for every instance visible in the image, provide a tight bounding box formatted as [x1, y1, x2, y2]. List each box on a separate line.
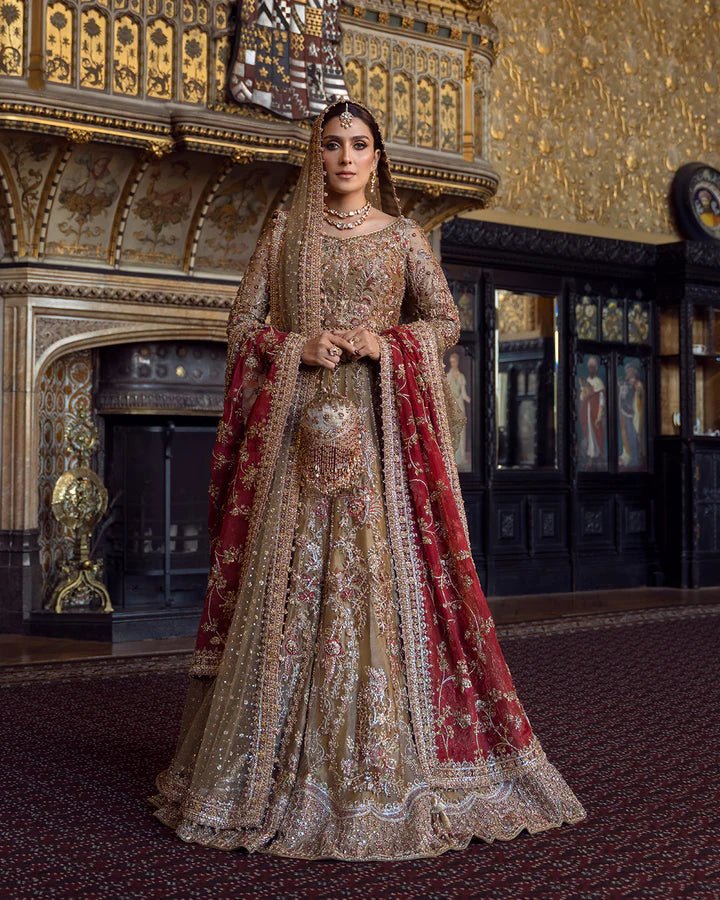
[339, 1, 497, 58]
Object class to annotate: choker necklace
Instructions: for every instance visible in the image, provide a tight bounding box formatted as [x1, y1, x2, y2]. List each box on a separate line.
[323, 202, 372, 230]
[324, 202, 371, 219]
[323, 207, 371, 230]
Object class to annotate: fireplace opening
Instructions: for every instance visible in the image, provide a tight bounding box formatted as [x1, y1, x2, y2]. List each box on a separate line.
[101, 416, 217, 612]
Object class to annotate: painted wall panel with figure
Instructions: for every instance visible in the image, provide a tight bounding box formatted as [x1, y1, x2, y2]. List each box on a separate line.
[576, 353, 608, 472]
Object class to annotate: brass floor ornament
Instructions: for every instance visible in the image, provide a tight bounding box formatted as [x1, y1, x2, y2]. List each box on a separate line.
[49, 409, 113, 614]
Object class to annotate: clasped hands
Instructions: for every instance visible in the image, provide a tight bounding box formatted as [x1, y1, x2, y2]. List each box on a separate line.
[301, 328, 380, 370]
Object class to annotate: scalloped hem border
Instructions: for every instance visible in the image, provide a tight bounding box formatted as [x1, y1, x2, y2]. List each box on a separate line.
[149, 758, 587, 861]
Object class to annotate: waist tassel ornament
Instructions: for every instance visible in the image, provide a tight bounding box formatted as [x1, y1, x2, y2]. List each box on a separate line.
[297, 367, 365, 495]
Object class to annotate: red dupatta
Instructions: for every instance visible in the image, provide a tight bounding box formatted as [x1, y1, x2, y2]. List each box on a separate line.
[190, 324, 304, 677]
[378, 322, 540, 782]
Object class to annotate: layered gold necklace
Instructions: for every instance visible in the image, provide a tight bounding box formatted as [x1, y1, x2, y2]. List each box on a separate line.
[323, 201, 371, 230]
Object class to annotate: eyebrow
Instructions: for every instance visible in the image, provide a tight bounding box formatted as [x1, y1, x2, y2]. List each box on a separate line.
[321, 132, 371, 141]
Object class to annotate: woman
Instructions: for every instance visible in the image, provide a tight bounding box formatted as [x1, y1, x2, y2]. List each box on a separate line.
[151, 99, 585, 860]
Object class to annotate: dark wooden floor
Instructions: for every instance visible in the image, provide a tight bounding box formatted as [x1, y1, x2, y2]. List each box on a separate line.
[1, 586, 719, 666]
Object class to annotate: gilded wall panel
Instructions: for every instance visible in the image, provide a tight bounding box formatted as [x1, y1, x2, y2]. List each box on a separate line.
[487, 0, 720, 235]
[212, 33, 230, 103]
[44, 145, 135, 260]
[392, 71, 412, 142]
[194, 163, 293, 272]
[182, 25, 207, 103]
[416, 77, 436, 148]
[440, 81, 460, 153]
[113, 14, 140, 95]
[46, 2, 75, 84]
[120, 153, 216, 268]
[345, 58, 366, 105]
[341, 25, 468, 154]
[0, 0, 25, 78]
[80, 7, 109, 89]
[368, 64, 390, 135]
[146, 17, 174, 98]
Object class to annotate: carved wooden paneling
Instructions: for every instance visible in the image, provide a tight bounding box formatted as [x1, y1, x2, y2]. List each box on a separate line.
[492, 499, 524, 552]
[578, 497, 615, 549]
[529, 497, 565, 552]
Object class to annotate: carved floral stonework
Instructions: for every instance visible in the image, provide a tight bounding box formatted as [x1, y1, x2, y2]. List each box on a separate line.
[34, 316, 135, 362]
[37, 350, 93, 592]
[0, 281, 232, 310]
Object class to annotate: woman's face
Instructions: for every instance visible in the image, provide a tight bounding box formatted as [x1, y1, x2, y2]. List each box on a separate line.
[321, 116, 380, 199]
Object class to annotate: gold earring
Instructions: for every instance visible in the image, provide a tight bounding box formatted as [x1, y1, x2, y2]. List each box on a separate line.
[370, 168, 377, 193]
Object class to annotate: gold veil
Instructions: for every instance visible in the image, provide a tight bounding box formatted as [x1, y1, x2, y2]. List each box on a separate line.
[271, 99, 402, 337]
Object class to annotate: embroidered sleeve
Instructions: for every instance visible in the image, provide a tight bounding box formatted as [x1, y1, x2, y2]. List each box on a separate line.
[225, 212, 299, 386]
[402, 219, 460, 353]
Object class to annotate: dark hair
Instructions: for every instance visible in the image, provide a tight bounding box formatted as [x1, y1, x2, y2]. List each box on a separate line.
[321, 101, 383, 150]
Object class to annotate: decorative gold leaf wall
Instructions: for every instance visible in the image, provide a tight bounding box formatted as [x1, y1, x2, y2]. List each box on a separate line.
[485, 0, 720, 236]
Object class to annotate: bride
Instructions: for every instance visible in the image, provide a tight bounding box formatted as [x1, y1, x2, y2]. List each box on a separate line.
[151, 99, 586, 860]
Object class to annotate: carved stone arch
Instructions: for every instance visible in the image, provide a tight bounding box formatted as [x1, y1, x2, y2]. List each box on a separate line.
[33, 143, 72, 258]
[183, 159, 234, 273]
[416, 49, 428, 76]
[0, 147, 22, 259]
[192, 159, 295, 275]
[183, 156, 233, 273]
[108, 154, 150, 267]
[34, 318, 226, 378]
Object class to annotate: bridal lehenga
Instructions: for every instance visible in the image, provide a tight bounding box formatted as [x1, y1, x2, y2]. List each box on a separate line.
[151, 102, 586, 860]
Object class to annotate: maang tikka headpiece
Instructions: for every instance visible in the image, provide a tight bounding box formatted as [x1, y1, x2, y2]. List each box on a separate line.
[338, 101, 353, 129]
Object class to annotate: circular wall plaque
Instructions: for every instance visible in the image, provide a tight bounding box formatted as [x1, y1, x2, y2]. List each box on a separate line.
[671, 163, 720, 242]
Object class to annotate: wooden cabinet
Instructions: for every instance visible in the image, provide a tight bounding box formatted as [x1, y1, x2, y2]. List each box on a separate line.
[655, 242, 720, 586]
[441, 220, 720, 595]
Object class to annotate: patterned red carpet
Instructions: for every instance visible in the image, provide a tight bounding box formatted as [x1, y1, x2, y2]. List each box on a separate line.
[1, 606, 718, 899]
